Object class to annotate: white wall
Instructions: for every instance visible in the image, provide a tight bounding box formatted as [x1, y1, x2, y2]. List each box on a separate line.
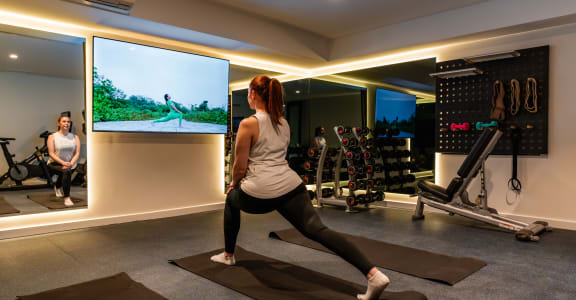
[0, 72, 85, 172]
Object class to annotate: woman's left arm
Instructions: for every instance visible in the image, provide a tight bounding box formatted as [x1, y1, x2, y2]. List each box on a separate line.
[71, 135, 81, 166]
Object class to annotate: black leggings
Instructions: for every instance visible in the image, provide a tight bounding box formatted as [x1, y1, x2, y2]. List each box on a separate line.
[48, 163, 74, 197]
[224, 183, 373, 275]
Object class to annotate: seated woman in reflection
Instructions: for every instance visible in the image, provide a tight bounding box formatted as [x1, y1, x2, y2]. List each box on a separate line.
[313, 126, 326, 149]
[47, 115, 81, 207]
[210, 75, 389, 300]
[153, 94, 183, 127]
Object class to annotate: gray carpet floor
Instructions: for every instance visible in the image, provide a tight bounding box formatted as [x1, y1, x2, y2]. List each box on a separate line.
[0, 206, 574, 300]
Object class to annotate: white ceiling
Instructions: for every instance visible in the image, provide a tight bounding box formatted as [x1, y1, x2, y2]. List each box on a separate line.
[206, 0, 489, 38]
[0, 28, 85, 80]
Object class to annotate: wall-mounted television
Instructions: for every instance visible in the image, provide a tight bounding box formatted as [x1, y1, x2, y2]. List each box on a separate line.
[374, 88, 416, 138]
[92, 37, 229, 133]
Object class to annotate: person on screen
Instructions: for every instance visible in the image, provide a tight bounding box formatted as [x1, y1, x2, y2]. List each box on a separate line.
[210, 75, 390, 300]
[313, 126, 326, 149]
[152, 94, 183, 127]
[47, 115, 81, 207]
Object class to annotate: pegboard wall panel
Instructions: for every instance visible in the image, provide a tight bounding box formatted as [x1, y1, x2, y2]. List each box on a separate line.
[435, 46, 549, 155]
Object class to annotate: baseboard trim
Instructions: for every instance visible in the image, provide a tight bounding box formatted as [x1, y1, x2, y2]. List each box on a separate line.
[0, 202, 225, 240]
[381, 200, 576, 231]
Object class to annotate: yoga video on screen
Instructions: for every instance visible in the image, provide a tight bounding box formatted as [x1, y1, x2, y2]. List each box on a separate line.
[92, 37, 229, 134]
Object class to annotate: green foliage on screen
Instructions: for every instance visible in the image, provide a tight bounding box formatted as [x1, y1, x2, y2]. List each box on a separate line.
[93, 68, 227, 125]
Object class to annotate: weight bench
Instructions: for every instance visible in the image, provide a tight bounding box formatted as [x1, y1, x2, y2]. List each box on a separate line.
[412, 127, 550, 241]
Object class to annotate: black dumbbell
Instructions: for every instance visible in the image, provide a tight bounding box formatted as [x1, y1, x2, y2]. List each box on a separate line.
[348, 181, 357, 191]
[404, 174, 416, 183]
[391, 176, 402, 185]
[356, 194, 367, 204]
[374, 164, 383, 173]
[321, 187, 334, 198]
[372, 191, 384, 201]
[365, 179, 374, 189]
[357, 180, 366, 190]
[304, 161, 316, 170]
[365, 164, 374, 175]
[346, 196, 357, 207]
[337, 126, 352, 135]
[374, 178, 384, 186]
[307, 148, 320, 158]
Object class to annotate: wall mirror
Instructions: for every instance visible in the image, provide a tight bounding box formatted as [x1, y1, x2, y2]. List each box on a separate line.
[0, 24, 87, 217]
[230, 58, 436, 196]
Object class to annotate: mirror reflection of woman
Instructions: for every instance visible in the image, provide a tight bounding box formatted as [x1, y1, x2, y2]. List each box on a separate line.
[47, 116, 81, 207]
[153, 94, 184, 127]
[313, 126, 326, 149]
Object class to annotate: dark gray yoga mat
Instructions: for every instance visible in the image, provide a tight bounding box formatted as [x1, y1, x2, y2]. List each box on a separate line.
[0, 196, 19, 215]
[17, 272, 167, 300]
[269, 229, 486, 285]
[27, 192, 87, 209]
[170, 246, 427, 300]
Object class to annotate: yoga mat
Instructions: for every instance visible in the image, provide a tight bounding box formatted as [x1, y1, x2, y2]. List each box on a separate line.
[269, 229, 486, 285]
[17, 272, 167, 300]
[27, 192, 87, 209]
[170, 246, 426, 300]
[0, 196, 20, 215]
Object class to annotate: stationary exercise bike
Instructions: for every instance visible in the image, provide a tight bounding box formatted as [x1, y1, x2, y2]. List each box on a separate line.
[0, 131, 54, 191]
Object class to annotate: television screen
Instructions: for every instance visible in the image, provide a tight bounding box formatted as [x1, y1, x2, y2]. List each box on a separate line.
[92, 37, 229, 133]
[374, 88, 416, 138]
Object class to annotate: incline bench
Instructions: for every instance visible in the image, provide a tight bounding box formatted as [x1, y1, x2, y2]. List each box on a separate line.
[412, 127, 550, 241]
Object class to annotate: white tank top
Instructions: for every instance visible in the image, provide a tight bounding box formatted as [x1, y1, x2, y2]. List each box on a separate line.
[49, 132, 77, 168]
[240, 111, 302, 199]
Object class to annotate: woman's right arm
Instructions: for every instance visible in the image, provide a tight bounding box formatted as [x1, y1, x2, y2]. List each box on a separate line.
[230, 117, 257, 191]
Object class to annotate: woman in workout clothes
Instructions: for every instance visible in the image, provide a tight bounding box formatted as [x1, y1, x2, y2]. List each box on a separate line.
[47, 115, 81, 207]
[313, 126, 327, 149]
[210, 75, 389, 299]
[153, 94, 183, 127]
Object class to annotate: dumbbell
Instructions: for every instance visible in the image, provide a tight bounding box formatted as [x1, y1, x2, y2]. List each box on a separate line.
[476, 120, 498, 130]
[348, 180, 358, 191]
[374, 178, 384, 186]
[355, 127, 370, 136]
[374, 164, 383, 173]
[302, 175, 314, 184]
[365, 179, 374, 189]
[321, 187, 334, 198]
[383, 163, 393, 172]
[357, 180, 367, 190]
[348, 166, 363, 176]
[356, 194, 367, 204]
[450, 122, 471, 131]
[402, 150, 411, 158]
[391, 176, 402, 185]
[404, 174, 416, 183]
[336, 126, 352, 135]
[307, 148, 320, 158]
[346, 196, 357, 207]
[341, 137, 353, 147]
[372, 191, 384, 202]
[345, 150, 362, 161]
[365, 164, 374, 175]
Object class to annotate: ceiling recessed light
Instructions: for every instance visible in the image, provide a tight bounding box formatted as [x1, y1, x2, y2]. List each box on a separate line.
[295, 90, 301, 94]
[9, 54, 18, 60]
[129, 47, 135, 51]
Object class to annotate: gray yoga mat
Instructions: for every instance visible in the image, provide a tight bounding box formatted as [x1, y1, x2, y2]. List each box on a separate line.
[0, 195, 20, 215]
[269, 228, 486, 285]
[17, 272, 167, 300]
[27, 192, 87, 209]
[170, 246, 427, 300]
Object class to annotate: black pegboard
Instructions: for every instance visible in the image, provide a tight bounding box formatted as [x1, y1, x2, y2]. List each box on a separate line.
[435, 46, 549, 155]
